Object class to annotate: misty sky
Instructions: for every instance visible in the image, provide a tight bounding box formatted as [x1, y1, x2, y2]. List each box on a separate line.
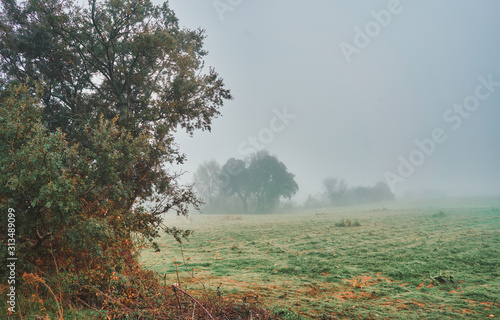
[157, 0, 500, 201]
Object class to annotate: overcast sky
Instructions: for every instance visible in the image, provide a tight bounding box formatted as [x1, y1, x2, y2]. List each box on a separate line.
[156, 0, 500, 201]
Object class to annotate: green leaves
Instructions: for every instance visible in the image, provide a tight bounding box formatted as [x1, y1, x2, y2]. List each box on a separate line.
[0, 0, 231, 305]
[163, 226, 194, 244]
[0, 83, 151, 278]
[1, 0, 228, 219]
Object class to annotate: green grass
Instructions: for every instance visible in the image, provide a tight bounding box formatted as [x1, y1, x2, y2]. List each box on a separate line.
[140, 197, 500, 319]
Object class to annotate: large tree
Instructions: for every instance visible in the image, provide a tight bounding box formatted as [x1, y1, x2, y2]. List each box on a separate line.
[0, 0, 231, 310]
[219, 158, 250, 211]
[0, 0, 231, 137]
[0, 0, 231, 214]
[219, 151, 298, 213]
[246, 152, 298, 212]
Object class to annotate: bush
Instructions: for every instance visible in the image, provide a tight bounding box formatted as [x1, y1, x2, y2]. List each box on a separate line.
[335, 218, 361, 227]
[432, 210, 446, 217]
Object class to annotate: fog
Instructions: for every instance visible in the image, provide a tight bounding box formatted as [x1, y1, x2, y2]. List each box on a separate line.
[160, 0, 500, 201]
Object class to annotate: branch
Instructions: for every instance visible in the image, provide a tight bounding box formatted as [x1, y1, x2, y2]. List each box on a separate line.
[171, 285, 214, 320]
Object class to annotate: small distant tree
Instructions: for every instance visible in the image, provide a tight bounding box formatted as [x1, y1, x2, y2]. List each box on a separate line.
[371, 181, 395, 201]
[350, 185, 371, 203]
[323, 177, 348, 206]
[193, 159, 222, 202]
[304, 194, 324, 209]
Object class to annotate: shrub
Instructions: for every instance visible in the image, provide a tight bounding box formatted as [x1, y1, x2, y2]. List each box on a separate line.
[335, 218, 361, 227]
[432, 210, 446, 217]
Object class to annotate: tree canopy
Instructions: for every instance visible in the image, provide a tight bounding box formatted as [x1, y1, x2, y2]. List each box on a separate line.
[245, 152, 299, 212]
[194, 151, 299, 213]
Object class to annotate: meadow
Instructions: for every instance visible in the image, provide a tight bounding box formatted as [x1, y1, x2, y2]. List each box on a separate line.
[140, 197, 500, 319]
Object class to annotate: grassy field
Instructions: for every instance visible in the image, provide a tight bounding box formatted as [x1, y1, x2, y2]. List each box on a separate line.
[140, 197, 500, 319]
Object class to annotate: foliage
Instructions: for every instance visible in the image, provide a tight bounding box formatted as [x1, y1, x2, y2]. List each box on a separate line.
[303, 194, 324, 209]
[193, 159, 223, 202]
[219, 157, 250, 211]
[323, 178, 394, 206]
[334, 218, 361, 227]
[194, 151, 299, 213]
[323, 177, 348, 205]
[0, 82, 161, 303]
[0, 0, 232, 218]
[0, 0, 232, 137]
[430, 270, 455, 285]
[245, 151, 298, 213]
[0, 0, 232, 315]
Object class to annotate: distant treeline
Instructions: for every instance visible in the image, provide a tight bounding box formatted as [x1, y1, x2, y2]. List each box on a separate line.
[193, 152, 395, 213]
[314, 177, 395, 207]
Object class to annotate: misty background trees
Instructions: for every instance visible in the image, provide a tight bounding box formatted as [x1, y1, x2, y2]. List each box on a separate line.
[324, 179, 394, 206]
[192, 151, 394, 213]
[323, 177, 349, 206]
[307, 178, 394, 208]
[193, 151, 299, 213]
